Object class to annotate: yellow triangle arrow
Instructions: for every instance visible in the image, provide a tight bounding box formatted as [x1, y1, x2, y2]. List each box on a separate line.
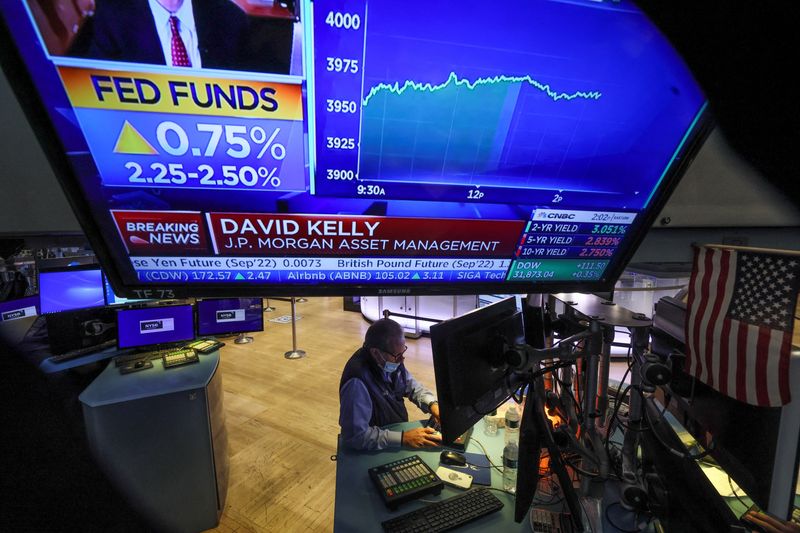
[113, 121, 158, 155]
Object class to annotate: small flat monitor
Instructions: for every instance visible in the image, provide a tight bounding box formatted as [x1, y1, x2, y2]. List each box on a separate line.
[197, 298, 264, 337]
[0, 294, 39, 322]
[116, 304, 195, 350]
[102, 273, 151, 306]
[39, 266, 105, 314]
[431, 296, 526, 444]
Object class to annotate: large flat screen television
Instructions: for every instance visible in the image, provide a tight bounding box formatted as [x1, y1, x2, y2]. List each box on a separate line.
[0, 0, 709, 297]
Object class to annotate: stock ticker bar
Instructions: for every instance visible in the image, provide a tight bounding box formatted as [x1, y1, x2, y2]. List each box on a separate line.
[113, 208, 633, 285]
[131, 257, 510, 284]
[506, 209, 634, 281]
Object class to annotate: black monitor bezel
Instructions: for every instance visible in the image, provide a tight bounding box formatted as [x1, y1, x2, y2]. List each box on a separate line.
[34, 255, 97, 271]
[114, 303, 196, 350]
[0, 12, 714, 299]
[196, 297, 265, 337]
[431, 296, 526, 444]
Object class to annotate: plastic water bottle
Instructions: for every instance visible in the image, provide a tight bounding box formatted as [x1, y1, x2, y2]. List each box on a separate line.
[503, 441, 519, 493]
[483, 409, 498, 436]
[504, 403, 520, 445]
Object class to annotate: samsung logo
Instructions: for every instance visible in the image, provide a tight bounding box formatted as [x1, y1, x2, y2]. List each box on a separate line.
[139, 317, 175, 333]
[378, 288, 411, 295]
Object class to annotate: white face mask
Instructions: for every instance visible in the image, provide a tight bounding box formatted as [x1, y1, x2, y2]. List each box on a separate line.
[383, 361, 401, 373]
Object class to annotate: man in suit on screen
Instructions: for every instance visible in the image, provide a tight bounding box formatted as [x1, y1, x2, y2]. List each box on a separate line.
[81, 0, 293, 74]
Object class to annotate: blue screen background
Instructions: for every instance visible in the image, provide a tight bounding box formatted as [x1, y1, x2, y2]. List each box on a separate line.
[197, 297, 264, 335]
[39, 269, 105, 313]
[1, 0, 708, 292]
[116, 305, 195, 348]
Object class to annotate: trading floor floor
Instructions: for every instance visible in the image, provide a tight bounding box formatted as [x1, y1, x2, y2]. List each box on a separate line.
[207, 297, 434, 532]
[209, 297, 633, 533]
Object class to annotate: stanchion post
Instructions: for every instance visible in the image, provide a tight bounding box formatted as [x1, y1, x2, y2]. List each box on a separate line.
[284, 297, 306, 359]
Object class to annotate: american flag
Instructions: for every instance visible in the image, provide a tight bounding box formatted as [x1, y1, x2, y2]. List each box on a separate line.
[685, 245, 800, 406]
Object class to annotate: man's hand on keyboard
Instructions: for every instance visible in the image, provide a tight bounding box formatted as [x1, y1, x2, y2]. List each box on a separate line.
[402, 427, 442, 448]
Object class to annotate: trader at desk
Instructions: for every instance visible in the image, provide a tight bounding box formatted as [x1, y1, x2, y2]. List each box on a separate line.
[339, 318, 442, 450]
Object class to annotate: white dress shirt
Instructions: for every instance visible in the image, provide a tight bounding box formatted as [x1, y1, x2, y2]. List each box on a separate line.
[147, 0, 203, 68]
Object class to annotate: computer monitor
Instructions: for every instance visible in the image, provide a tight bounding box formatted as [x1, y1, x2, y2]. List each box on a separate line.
[0, 294, 39, 322]
[102, 273, 150, 307]
[1, 0, 710, 298]
[196, 298, 264, 337]
[432, 295, 591, 527]
[38, 266, 105, 314]
[430, 296, 526, 445]
[116, 304, 195, 350]
[35, 255, 97, 271]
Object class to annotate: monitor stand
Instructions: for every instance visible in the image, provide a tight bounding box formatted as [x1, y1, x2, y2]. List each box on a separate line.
[516, 375, 585, 530]
[234, 332, 253, 344]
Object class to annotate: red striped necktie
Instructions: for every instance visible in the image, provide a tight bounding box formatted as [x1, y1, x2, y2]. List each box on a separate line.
[169, 15, 191, 67]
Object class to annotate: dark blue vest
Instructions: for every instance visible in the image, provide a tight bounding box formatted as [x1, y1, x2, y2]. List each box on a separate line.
[340, 347, 409, 427]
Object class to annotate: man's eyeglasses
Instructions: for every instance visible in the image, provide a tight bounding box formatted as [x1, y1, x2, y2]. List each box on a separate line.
[381, 345, 408, 361]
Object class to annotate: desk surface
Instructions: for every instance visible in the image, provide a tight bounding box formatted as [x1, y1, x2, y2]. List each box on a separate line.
[334, 418, 529, 532]
[79, 350, 219, 407]
[39, 345, 120, 374]
[333, 417, 717, 533]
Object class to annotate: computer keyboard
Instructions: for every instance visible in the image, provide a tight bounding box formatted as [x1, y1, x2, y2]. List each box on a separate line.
[185, 338, 225, 354]
[113, 349, 167, 367]
[50, 339, 117, 363]
[370, 455, 443, 509]
[162, 348, 199, 368]
[529, 508, 574, 533]
[381, 487, 503, 532]
[427, 416, 473, 451]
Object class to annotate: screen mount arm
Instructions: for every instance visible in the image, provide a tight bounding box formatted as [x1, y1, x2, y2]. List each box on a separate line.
[504, 329, 598, 373]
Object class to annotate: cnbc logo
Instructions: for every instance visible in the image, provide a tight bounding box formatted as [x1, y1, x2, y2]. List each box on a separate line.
[216, 309, 245, 323]
[139, 317, 175, 333]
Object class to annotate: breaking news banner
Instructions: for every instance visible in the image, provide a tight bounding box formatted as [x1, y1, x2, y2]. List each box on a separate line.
[110, 210, 526, 258]
[204, 213, 525, 257]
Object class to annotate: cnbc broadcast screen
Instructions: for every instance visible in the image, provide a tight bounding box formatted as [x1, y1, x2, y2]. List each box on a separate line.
[0, 0, 709, 297]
